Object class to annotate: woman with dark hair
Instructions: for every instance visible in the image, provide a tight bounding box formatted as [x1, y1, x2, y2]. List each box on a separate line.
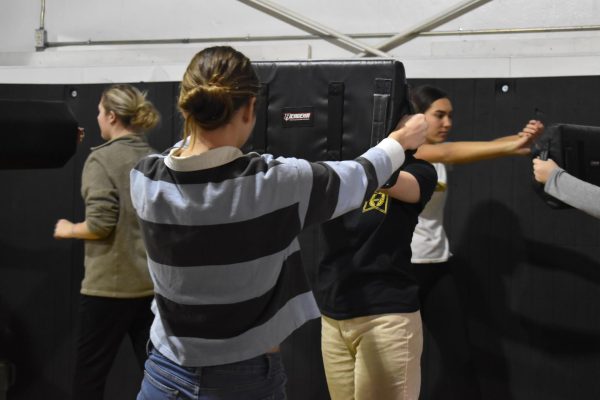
[130, 45, 428, 399]
[410, 84, 543, 398]
[54, 83, 160, 400]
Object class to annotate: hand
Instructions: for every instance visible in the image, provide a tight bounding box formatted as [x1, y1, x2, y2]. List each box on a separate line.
[507, 135, 534, 156]
[54, 219, 74, 239]
[533, 157, 559, 184]
[507, 120, 544, 156]
[518, 120, 544, 142]
[388, 114, 428, 150]
[77, 127, 85, 144]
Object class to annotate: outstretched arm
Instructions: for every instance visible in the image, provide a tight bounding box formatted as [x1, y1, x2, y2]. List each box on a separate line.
[415, 120, 544, 164]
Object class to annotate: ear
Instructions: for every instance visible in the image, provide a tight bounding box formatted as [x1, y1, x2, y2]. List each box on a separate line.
[241, 97, 257, 123]
[107, 110, 117, 124]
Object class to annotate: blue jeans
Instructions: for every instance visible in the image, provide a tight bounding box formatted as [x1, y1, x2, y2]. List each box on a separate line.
[137, 347, 287, 400]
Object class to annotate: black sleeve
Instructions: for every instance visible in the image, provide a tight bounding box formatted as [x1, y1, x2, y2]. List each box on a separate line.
[401, 154, 437, 211]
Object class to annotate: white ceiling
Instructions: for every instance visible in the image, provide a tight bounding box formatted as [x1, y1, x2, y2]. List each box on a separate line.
[1, 0, 599, 83]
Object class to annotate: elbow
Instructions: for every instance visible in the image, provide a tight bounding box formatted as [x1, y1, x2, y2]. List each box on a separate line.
[86, 221, 114, 239]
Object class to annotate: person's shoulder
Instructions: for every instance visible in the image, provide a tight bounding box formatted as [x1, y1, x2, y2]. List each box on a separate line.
[88, 137, 125, 157]
[402, 155, 438, 192]
[134, 152, 164, 172]
[403, 155, 436, 174]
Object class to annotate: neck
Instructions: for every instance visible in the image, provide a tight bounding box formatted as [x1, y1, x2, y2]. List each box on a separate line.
[178, 104, 254, 157]
[180, 123, 242, 157]
[109, 125, 134, 140]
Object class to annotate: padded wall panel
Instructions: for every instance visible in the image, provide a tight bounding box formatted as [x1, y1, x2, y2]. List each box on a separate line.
[248, 59, 410, 161]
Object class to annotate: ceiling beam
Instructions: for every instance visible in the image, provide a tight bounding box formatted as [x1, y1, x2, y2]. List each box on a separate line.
[358, 0, 493, 56]
[238, 0, 392, 57]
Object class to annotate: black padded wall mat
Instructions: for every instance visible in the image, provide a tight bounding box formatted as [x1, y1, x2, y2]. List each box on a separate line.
[411, 77, 600, 400]
[0, 75, 599, 400]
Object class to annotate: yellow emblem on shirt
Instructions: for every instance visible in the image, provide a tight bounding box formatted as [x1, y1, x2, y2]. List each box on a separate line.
[362, 190, 388, 214]
[436, 181, 447, 192]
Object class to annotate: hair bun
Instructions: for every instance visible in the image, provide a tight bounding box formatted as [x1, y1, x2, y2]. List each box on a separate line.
[179, 84, 234, 131]
[131, 100, 160, 131]
[101, 84, 160, 133]
[177, 46, 259, 136]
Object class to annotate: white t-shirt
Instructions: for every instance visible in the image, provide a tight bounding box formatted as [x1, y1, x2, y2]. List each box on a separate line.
[411, 162, 450, 263]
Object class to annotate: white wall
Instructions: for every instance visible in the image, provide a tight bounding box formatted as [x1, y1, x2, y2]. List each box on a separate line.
[1, 0, 599, 83]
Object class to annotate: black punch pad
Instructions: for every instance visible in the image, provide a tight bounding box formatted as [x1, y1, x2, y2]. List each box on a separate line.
[0, 99, 79, 169]
[534, 123, 600, 209]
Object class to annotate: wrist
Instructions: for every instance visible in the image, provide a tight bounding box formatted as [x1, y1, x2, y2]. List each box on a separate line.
[70, 223, 75, 238]
[505, 141, 518, 155]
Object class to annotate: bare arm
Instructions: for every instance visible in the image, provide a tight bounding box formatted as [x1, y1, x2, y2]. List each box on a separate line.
[493, 134, 521, 142]
[54, 219, 103, 240]
[383, 171, 420, 203]
[414, 138, 528, 164]
[415, 120, 544, 164]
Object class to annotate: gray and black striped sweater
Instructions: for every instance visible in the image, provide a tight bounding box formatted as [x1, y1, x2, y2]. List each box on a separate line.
[130, 139, 405, 367]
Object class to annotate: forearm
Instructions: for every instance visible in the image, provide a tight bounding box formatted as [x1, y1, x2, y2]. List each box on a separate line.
[545, 168, 600, 219]
[73, 221, 103, 240]
[416, 140, 516, 164]
[493, 134, 521, 142]
[54, 219, 103, 240]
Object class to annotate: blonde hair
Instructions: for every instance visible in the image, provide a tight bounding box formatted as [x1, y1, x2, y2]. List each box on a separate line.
[101, 84, 160, 133]
[177, 46, 259, 144]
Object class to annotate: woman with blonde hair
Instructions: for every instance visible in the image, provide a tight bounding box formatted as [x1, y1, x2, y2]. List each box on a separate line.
[54, 83, 160, 400]
[131, 45, 428, 399]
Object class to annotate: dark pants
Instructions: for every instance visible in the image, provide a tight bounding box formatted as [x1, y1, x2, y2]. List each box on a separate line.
[71, 294, 154, 400]
[414, 261, 481, 400]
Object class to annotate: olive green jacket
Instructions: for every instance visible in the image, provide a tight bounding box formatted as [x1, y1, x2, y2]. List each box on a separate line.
[81, 134, 155, 298]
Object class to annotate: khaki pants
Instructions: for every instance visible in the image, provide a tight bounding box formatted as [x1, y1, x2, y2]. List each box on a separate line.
[321, 312, 423, 400]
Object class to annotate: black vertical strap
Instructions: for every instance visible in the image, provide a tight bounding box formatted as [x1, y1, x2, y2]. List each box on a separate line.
[371, 78, 392, 147]
[327, 82, 344, 161]
[253, 83, 269, 153]
[564, 141, 579, 178]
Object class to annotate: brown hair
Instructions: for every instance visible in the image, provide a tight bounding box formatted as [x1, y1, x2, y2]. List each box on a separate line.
[101, 84, 160, 133]
[178, 46, 259, 143]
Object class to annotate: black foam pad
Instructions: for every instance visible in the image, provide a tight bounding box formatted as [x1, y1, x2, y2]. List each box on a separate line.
[533, 123, 600, 209]
[0, 100, 79, 169]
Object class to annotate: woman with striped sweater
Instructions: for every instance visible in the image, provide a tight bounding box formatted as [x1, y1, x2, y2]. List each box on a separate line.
[131, 45, 428, 400]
